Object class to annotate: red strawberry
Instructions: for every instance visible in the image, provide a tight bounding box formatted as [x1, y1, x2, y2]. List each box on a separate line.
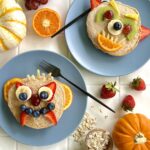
[16, 82, 23, 89]
[90, 0, 102, 10]
[20, 111, 28, 126]
[45, 111, 57, 125]
[45, 82, 56, 101]
[122, 95, 135, 111]
[140, 25, 150, 41]
[131, 77, 146, 91]
[100, 82, 119, 99]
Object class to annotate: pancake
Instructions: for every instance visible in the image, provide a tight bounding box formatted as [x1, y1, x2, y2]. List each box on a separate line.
[86, 1, 141, 56]
[5, 71, 65, 129]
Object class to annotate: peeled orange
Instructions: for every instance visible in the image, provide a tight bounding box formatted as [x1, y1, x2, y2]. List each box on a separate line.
[4, 78, 22, 102]
[61, 83, 73, 110]
[32, 8, 61, 37]
[98, 34, 122, 52]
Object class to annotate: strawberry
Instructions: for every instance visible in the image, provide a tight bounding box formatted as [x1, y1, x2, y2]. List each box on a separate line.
[45, 82, 56, 101]
[100, 82, 119, 99]
[16, 82, 23, 89]
[140, 25, 150, 41]
[131, 77, 146, 91]
[122, 95, 135, 111]
[90, 0, 102, 10]
[45, 111, 57, 125]
[20, 111, 28, 126]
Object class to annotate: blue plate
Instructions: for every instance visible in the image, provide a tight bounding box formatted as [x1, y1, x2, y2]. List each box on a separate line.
[65, 0, 150, 76]
[0, 50, 87, 146]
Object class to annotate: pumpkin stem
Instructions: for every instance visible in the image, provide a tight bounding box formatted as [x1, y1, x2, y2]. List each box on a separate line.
[134, 132, 147, 144]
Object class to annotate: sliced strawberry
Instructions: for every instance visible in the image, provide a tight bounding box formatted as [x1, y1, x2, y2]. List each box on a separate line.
[16, 82, 23, 89]
[45, 111, 57, 125]
[140, 25, 150, 41]
[46, 82, 56, 101]
[20, 111, 28, 126]
[90, 0, 102, 10]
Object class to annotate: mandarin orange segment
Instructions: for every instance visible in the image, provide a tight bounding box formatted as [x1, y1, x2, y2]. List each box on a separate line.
[4, 78, 22, 102]
[97, 34, 123, 52]
[61, 83, 73, 110]
[32, 8, 61, 37]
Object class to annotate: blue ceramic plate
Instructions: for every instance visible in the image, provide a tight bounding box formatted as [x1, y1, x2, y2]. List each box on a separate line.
[65, 0, 150, 76]
[0, 50, 87, 146]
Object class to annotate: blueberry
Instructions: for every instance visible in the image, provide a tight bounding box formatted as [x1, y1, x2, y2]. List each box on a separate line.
[33, 110, 40, 118]
[19, 93, 28, 101]
[47, 103, 55, 111]
[113, 22, 122, 30]
[40, 91, 49, 99]
[20, 105, 27, 111]
[40, 107, 48, 115]
[25, 108, 33, 115]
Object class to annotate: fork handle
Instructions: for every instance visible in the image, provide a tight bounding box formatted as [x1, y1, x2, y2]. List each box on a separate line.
[60, 74, 115, 113]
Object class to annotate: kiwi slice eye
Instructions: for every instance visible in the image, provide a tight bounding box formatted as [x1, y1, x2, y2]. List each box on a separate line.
[96, 6, 119, 23]
[121, 17, 138, 41]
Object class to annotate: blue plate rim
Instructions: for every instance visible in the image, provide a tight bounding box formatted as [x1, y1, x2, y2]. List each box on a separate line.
[65, 0, 150, 77]
[0, 50, 87, 146]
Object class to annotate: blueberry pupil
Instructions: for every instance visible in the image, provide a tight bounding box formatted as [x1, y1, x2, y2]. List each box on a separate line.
[48, 103, 55, 110]
[40, 91, 48, 99]
[113, 22, 122, 30]
[19, 93, 28, 101]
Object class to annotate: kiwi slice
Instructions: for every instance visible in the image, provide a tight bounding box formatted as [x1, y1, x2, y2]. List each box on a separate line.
[96, 6, 119, 23]
[121, 17, 138, 41]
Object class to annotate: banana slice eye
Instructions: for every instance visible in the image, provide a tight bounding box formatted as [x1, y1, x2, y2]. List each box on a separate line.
[38, 87, 53, 102]
[16, 86, 32, 102]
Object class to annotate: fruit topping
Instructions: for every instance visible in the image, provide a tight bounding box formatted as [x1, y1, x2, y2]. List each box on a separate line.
[30, 94, 41, 106]
[109, 0, 120, 14]
[32, 8, 61, 37]
[16, 82, 23, 89]
[130, 77, 146, 91]
[108, 19, 123, 35]
[96, 6, 119, 23]
[16, 86, 32, 102]
[45, 111, 57, 125]
[32, 110, 40, 118]
[113, 22, 122, 30]
[123, 25, 132, 35]
[121, 17, 138, 41]
[20, 111, 28, 126]
[100, 82, 119, 99]
[20, 105, 27, 111]
[122, 95, 135, 111]
[38, 0, 48, 4]
[61, 83, 73, 110]
[25, 108, 33, 115]
[40, 107, 48, 115]
[19, 93, 28, 101]
[38, 87, 53, 101]
[103, 10, 114, 20]
[97, 32, 123, 52]
[140, 25, 150, 41]
[90, 0, 102, 10]
[47, 103, 55, 111]
[124, 13, 139, 21]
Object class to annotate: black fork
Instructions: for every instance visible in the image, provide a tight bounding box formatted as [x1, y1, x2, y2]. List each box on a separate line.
[39, 60, 115, 113]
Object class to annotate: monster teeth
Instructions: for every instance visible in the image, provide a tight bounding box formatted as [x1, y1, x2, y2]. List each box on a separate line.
[110, 36, 114, 41]
[106, 33, 110, 39]
[114, 38, 118, 43]
[27, 75, 31, 80]
[31, 75, 36, 80]
[37, 69, 41, 78]
[119, 38, 126, 44]
[102, 30, 106, 37]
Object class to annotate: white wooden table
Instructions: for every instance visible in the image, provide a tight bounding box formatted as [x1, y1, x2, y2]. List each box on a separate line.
[0, 0, 150, 149]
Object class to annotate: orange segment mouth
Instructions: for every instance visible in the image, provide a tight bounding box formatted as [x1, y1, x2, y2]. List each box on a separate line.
[97, 31, 124, 52]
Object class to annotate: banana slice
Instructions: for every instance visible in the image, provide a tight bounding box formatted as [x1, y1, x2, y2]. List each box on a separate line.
[38, 87, 53, 101]
[108, 19, 123, 36]
[16, 86, 32, 101]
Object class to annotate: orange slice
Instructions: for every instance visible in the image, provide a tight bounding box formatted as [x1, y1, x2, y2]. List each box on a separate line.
[97, 34, 122, 52]
[32, 8, 61, 37]
[61, 83, 73, 110]
[4, 78, 22, 102]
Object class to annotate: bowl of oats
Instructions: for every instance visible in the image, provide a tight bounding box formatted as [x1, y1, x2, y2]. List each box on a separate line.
[85, 128, 113, 150]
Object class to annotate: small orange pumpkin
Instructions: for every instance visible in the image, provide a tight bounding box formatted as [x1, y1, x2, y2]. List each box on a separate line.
[112, 113, 150, 150]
